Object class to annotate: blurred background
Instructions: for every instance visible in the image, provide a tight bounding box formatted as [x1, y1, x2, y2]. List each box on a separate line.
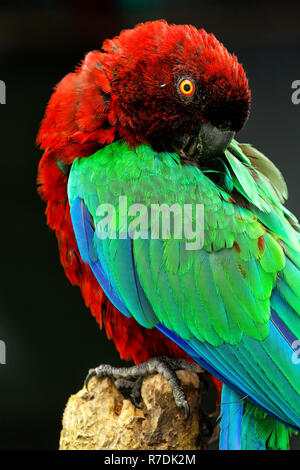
[0, 0, 300, 450]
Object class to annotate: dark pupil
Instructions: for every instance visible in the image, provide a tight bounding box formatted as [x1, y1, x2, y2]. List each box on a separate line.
[183, 83, 191, 92]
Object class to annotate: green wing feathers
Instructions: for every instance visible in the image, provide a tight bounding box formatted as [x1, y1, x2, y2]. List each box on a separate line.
[68, 139, 300, 347]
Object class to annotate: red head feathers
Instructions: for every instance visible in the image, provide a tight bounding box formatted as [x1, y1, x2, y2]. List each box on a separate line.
[37, 20, 250, 164]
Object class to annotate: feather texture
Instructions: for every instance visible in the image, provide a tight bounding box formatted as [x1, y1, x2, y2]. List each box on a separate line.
[219, 384, 243, 450]
[68, 139, 300, 447]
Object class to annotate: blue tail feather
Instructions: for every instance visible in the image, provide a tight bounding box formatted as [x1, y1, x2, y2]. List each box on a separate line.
[219, 384, 243, 450]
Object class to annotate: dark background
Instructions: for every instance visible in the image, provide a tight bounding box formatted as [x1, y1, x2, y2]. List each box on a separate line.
[0, 0, 300, 450]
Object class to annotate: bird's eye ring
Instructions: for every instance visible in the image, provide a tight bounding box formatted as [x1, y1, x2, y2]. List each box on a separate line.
[179, 78, 195, 97]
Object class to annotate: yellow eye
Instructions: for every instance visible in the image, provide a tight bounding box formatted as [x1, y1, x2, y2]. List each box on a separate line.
[179, 79, 195, 96]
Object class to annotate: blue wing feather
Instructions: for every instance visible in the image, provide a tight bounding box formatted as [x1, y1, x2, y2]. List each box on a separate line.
[70, 197, 132, 318]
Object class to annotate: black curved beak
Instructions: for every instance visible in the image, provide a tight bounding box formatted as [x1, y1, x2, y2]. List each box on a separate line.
[199, 123, 235, 159]
[172, 123, 235, 162]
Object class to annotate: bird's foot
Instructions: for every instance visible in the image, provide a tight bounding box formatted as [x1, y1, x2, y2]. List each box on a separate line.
[85, 356, 204, 420]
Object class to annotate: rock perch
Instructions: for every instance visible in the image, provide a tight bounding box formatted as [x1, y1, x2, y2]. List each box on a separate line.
[59, 370, 208, 450]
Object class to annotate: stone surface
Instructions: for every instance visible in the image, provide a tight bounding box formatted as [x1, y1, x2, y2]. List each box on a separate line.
[59, 370, 207, 450]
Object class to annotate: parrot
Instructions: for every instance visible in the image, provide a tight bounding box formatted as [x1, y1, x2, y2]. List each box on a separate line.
[37, 20, 300, 450]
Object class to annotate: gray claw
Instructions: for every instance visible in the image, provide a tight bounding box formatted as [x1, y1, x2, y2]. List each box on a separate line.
[85, 370, 96, 390]
[183, 401, 190, 421]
